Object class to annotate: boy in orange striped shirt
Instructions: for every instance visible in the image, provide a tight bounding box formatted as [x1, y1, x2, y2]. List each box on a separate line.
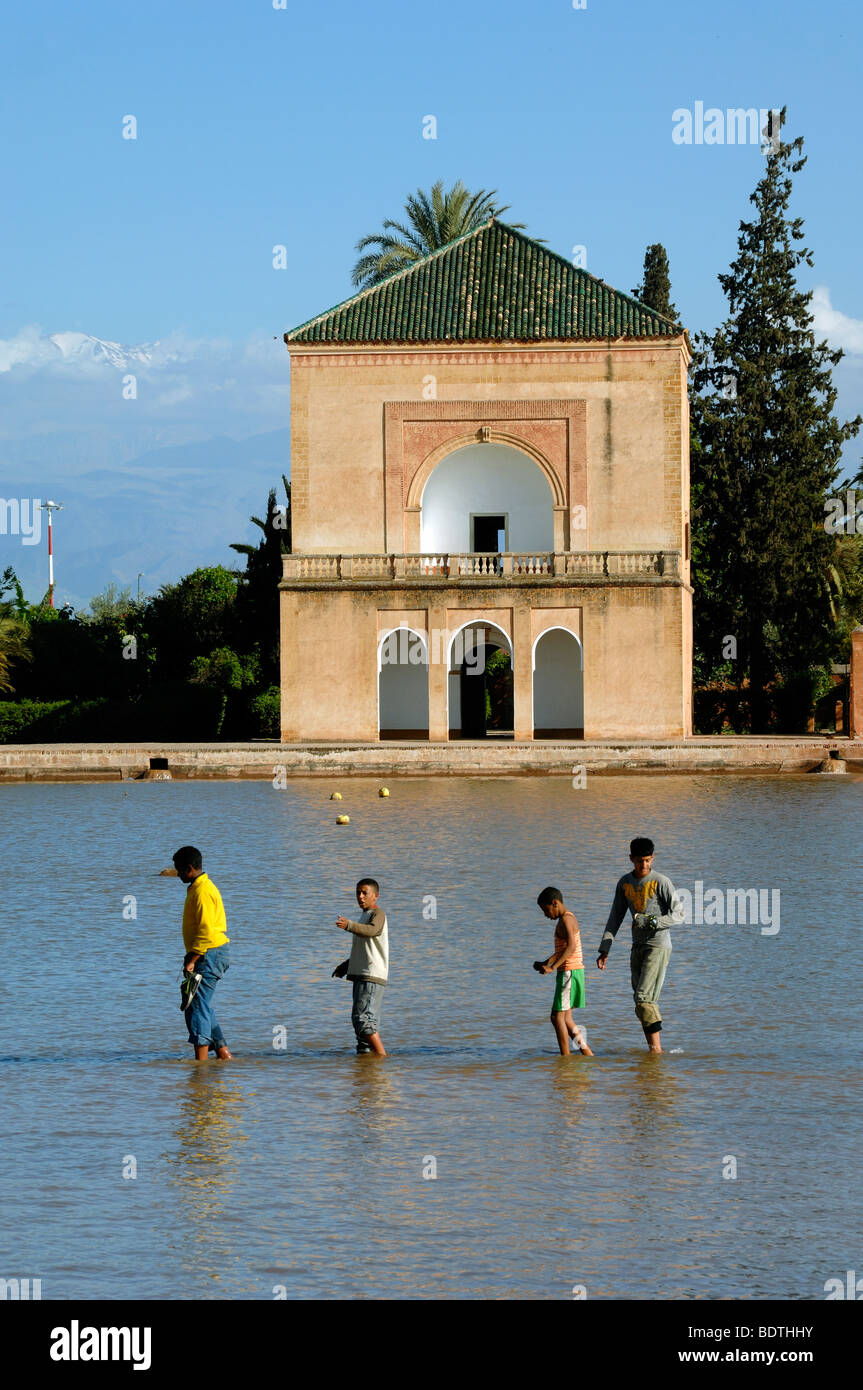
[535, 887, 594, 1056]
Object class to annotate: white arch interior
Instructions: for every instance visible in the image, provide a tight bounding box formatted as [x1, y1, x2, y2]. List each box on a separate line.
[532, 627, 584, 736]
[420, 443, 555, 554]
[378, 627, 429, 736]
[447, 620, 512, 734]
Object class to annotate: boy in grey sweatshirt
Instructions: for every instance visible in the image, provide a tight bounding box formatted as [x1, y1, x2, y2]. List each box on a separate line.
[597, 836, 683, 1053]
[332, 877, 389, 1056]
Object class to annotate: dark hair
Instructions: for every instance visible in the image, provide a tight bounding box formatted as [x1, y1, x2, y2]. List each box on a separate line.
[357, 878, 379, 893]
[173, 845, 203, 871]
[630, 837, 654, 857]
[537, 886, 563, 908]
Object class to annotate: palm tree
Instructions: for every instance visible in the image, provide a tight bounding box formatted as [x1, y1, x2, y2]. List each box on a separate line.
[0, 615, 30, 694]
[352, 180, 529, 289]
[230, 475, 291, 685]
[230, 475, 291, 565]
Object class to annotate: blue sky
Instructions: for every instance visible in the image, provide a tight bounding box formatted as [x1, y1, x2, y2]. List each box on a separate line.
[2, 0, 862, 605]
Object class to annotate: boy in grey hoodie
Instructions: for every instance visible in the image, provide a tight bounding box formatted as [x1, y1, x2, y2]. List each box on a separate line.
[332, 877, 388, 1056]
[597, 837, 683, 1053]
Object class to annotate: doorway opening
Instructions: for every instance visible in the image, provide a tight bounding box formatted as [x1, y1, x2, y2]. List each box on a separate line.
[532, 628, 584, 738]
[448, 622, 514, 740]
[378, 628, 429, 739]
[471, 513, 507, 555]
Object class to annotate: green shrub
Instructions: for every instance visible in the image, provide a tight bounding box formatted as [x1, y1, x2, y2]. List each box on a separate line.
[0, 699, 72, 742]
[249, 685, 281, 739]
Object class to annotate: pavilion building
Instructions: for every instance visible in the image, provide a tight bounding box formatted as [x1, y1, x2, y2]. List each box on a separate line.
[279, 219, 692, 742]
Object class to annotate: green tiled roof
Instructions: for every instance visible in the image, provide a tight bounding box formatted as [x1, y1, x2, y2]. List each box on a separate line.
[284, 219, 682, 345]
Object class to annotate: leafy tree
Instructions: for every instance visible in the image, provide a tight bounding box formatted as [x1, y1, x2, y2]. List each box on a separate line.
[84, 583, 136, 623]
[485, 646, 513, 731]
[690, 110, 861, 732]
[190, 645, 260, 736]
[632, 244, 678, 322]
[146, 566, 240, 683]
[352, 180, 529, 289]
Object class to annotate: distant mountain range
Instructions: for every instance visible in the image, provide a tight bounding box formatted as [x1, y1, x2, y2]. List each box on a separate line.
[3, 428, 291, 609]
[47, 331, 158, 370]
[0, 327, 292, 608]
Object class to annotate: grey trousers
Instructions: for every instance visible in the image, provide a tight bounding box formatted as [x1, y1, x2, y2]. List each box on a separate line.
[351, 979, 384, 1052]
[630, 942, 671, 1028]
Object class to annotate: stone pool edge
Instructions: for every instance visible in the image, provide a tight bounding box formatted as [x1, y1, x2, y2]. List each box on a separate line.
[1, 737, 861, 782]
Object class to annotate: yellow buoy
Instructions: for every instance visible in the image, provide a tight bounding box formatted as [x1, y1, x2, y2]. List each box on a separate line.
[336, 815, 350, 825]
[330, 792, 343, 800]
[378, 786, 390, 798]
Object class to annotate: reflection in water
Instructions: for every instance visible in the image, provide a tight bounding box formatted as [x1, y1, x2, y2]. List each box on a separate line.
[167, 1068, 249, 1284]
[548, 1055, 599, 1111]
[542, 1059, 603, 1199]
[626, 1055, 680, 1134]
[346, 1058, 402, 1134]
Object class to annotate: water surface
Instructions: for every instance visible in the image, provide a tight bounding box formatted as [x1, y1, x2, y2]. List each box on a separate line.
[1, 774, 860, 1299]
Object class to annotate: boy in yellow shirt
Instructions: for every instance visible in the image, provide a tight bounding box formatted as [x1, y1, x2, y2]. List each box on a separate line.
[174, 845, 233, 1061]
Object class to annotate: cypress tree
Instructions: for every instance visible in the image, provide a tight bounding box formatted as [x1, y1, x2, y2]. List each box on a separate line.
[632, 244, 678, 322]
[690, 110, 860, 732]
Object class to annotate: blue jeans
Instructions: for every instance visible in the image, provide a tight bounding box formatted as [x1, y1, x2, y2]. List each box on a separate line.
[186, 945, 230, 1051]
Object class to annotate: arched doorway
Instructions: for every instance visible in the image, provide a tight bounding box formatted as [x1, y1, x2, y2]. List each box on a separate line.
[378, 628, 429, 739]
[420, 442, 555, 558]
[532, 628, 583, 738]
[448, 621, 514, 740]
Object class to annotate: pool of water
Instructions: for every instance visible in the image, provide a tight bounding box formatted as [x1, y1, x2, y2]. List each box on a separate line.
[1, 774, 860, 1299]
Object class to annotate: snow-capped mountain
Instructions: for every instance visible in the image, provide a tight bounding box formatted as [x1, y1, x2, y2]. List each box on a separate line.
[48, 331, 156, 369]
[0, 326, 162, 373]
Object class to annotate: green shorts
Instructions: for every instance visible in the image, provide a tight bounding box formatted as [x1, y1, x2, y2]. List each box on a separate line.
[552, 967, 585, 1013]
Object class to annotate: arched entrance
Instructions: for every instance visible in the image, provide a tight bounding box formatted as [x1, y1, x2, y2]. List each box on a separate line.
[532, 628, 584, 738]
[378, 628, 429, 739]
[448, 621, 514, 740]
[420, 442, 555, 558]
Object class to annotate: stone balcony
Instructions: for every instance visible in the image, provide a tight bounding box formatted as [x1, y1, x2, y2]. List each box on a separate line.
[281, 550, 682, 584]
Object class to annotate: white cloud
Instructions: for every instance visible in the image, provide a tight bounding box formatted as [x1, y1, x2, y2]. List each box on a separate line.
[811, 286, 863, 355]
[0, 326, 63, 373]
[152, 385, 194, 408]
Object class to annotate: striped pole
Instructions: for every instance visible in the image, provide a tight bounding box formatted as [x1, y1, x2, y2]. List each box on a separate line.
[39, 499, 63, 607]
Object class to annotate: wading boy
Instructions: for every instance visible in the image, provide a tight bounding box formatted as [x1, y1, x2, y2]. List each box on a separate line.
[596, 836, 682, 1053]
[174, 845, 233, 1061]
[535, 887, 594, 1056]
[332, 878, 388, 1056]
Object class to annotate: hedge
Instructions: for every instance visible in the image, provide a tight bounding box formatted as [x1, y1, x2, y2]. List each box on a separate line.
[0, 700, 72, 742]
[0, 686, 229, 742]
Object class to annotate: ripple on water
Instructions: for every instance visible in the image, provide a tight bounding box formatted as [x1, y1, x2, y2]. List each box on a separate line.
[1, 774, 861, 1297]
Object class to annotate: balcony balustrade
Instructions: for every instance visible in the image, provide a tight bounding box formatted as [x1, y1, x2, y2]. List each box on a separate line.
[282, 551, 682, 583]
